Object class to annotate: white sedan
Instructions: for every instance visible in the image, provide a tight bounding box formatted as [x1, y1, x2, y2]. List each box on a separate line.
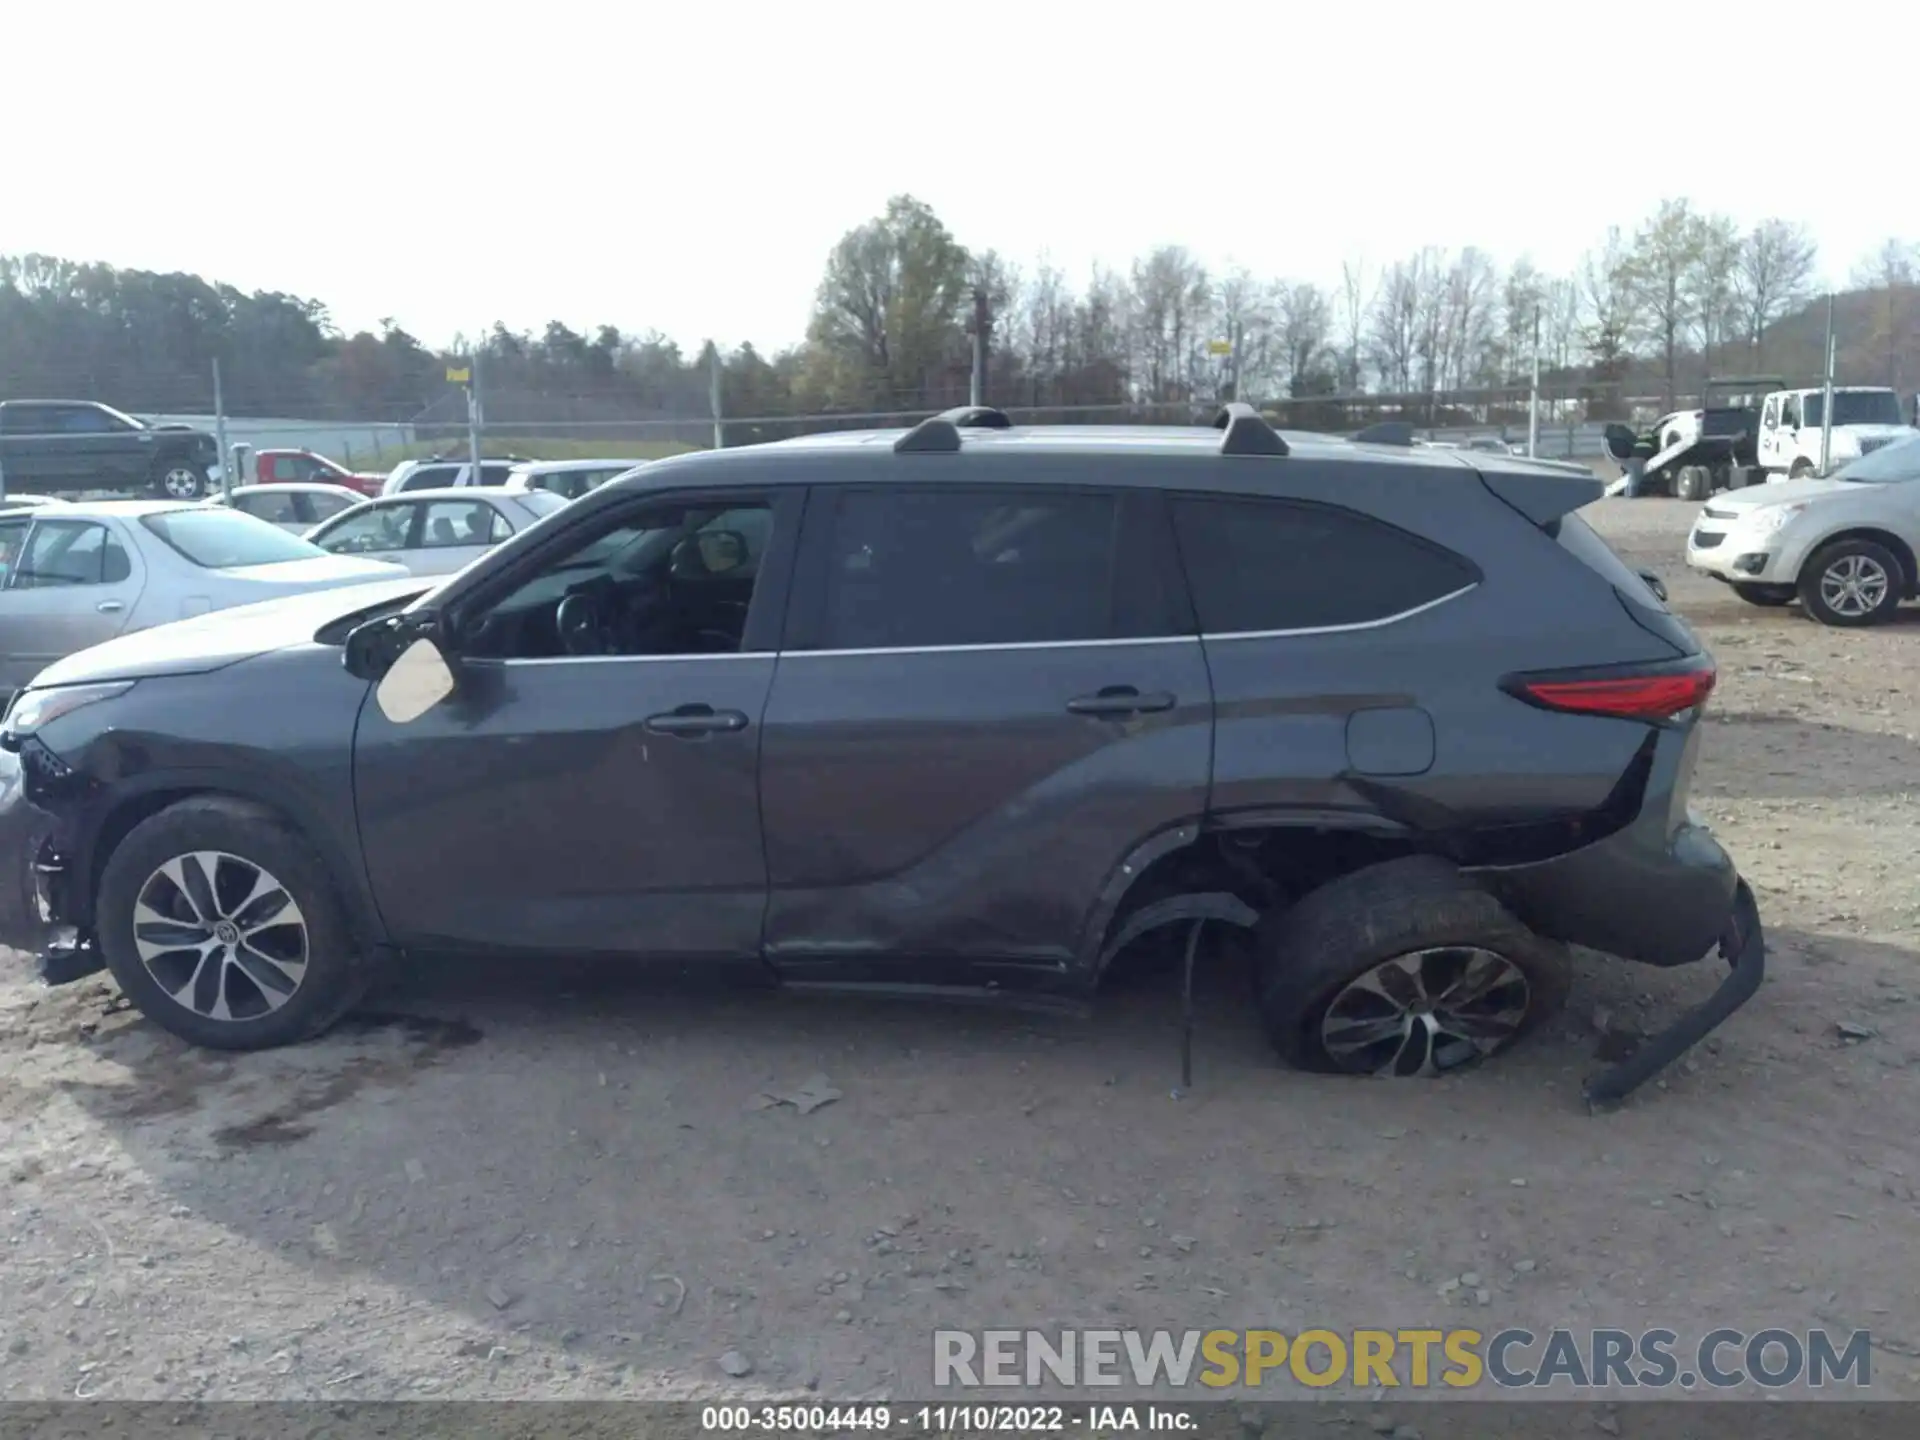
[204, 482, 366, 533]
[1684, 431, 1920, 626]
[0, 500, 408, 696]
[303, 486, 567, 576]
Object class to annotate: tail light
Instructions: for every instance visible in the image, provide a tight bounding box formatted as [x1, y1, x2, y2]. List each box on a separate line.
[1502, 654, 1716, 722]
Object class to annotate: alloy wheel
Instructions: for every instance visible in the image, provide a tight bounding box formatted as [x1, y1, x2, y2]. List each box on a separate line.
[1818, 554, 1890, 619]
[161, 466, 203, 498]
[131, 851, 309, 1022]
[1318, 947, 1531, 1076]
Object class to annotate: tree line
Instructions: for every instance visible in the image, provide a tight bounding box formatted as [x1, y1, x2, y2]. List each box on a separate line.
[2, 198, 1916, 440]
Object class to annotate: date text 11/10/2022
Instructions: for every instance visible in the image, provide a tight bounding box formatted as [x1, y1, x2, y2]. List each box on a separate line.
[700, 1404, 1196, 1432]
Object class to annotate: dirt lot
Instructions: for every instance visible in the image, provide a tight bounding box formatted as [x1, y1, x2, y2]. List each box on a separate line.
[2, 495, 1918, 1407]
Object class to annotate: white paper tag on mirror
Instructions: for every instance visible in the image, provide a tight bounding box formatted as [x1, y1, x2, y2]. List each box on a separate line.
[375, 638, 455, 724]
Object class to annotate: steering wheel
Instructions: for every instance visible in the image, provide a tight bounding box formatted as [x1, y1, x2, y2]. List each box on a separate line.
[555, 591, 615, 656]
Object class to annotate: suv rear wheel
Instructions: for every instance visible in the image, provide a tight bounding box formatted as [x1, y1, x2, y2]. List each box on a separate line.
[94, 797, 368, 1050]
[1798, 538, 1902, 627]
[1255, 856, 1570, 1076]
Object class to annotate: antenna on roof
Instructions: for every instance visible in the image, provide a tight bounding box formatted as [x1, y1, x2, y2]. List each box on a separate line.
[937, 405, 1013, 429]
[1352, 421, 1417, 446]
[894, 415, 963, 453]
[1212, 402, 1289, 457]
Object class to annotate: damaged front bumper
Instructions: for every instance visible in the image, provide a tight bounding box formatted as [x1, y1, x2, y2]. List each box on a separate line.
[0, 745, 97, 983]
[1583, 877, 1765, 1108]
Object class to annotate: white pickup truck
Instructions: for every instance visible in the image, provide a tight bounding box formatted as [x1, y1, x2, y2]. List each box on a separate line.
[1754, 386, 1916, 479]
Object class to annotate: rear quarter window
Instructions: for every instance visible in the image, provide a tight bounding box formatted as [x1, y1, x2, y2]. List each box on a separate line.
[1170, 495, 1480, 633]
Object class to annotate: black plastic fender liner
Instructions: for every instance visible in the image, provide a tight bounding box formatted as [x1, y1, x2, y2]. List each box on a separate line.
[1584, 878, 1765, 1109]
[1098, 892, 1262, 1092]
[1096, 891, 1261, 972]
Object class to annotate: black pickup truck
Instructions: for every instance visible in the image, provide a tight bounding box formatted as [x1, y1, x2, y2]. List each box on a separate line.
[0, 400, 218, 499]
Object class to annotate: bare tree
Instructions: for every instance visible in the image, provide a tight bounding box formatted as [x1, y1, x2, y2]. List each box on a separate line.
[1733, 220, 1818, 364]
[1016, 258, 1074, 401]
[1129, 246, 1210, 403]
[1849, 238, 1920, 391]
[1211, 267, 1279, 402]
[1580, 227, 1635, 397]
[1543, 275, 1582, 375]
[1500, 259, 1546, 384]
[1443, 248, 1499, 388]
[1338, 257, 1372, 393]
[1624, 199, 1709, 406]
[1689, 213, 1742, 374]
[1368, 257, 1422, 394]
[1275, 282, 1333, 396]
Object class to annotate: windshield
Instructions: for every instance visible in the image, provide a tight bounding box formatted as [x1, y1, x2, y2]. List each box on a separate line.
[1834, 432, 1920, 484]
[1803, 391, 1903, 427]
[141, 509, 331, 569]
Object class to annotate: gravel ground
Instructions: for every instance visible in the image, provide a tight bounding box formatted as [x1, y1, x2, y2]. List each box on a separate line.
[1, 495, 1917, 1407]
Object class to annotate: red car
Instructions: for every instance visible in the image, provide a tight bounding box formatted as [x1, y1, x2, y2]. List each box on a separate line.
[253, 448, 385, 497]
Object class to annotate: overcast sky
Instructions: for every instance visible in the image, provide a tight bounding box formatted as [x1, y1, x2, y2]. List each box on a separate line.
[6, 2, 1909, 354]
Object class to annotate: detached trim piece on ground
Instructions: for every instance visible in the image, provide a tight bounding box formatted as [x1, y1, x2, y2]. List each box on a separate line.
[1583, 879, 1766, 1109]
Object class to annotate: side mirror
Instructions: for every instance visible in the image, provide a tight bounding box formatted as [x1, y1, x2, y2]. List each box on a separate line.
[343, 609, 453, 683]
[1601, 423, 1638, 463]
[342, 615, 403, 681]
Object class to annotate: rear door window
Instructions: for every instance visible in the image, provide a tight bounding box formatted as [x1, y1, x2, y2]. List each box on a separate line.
[421, 499, 499, 548]
[235, 490, 302, 526]
[1170, 495, 1480, 633]
[790, 486, 1178, 651]
[13, 520, 132, 586]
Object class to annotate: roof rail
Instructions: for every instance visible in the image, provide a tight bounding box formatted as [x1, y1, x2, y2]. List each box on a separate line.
[1352, 421, 1417, 446]
[894, 415, 963, 453]
[1212, 402, 1289, 457]
[937, 405, 1013, 429]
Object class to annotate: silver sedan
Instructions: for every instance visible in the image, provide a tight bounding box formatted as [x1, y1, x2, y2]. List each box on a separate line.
[0, 500, 408, 696]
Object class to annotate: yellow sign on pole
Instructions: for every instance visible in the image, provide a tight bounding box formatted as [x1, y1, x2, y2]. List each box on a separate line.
[1206, 340, 1233, 357]
[446, 366, 471, 385]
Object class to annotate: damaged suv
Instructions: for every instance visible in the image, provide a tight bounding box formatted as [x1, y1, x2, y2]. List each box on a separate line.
[0, 406, 1763, 1105]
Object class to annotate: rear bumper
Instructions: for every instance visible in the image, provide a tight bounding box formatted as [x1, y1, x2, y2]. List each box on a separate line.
[1484, 814, 1737, 970]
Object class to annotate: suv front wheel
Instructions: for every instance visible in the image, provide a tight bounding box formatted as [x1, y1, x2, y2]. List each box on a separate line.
[1254, 856, 1570, 1077]
[94, 797, 369, 1050]
[1798, 538, 1903, 627]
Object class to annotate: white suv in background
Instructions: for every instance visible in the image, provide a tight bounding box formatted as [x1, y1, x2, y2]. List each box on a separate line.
[379, 456, 529, 496]
[504, 458, 649, 502]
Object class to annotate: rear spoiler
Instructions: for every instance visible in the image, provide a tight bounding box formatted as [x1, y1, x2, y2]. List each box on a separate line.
[1471, 457, 1605, 527]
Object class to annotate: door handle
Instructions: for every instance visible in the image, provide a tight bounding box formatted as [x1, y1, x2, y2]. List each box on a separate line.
[643, 704, 749, 736]
[97, 600, 125, 614]
[1066, 685, 1177, 717]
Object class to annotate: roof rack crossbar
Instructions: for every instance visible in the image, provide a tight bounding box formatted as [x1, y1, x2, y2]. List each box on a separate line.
[936, 405, 1013, 429]
[1352, 421, 1417, 447]
[1212, 402, 1289, 457]
[894, 415, 964, 453]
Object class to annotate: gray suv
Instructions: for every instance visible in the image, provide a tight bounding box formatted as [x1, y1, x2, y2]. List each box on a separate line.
[0, 406, 1763, 1106]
